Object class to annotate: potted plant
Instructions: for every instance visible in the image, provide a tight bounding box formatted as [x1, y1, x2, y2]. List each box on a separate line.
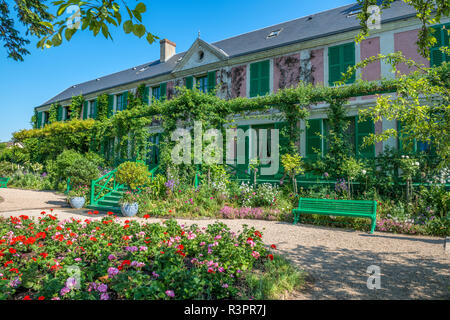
[67, 185, 89, 209]
[119, 191, 140, 217]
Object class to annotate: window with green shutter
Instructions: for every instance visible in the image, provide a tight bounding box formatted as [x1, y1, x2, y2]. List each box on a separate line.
[82, 101, 88, 119]
[207, 71, 216, 92]
[196, 75, 208, 93]
[185, 76, 194, 90]
[56, 105, 63, 122]
[160, 83, 167, 101]
[430, 24, 450, 67]
[328, 42, 355, 86]
[397, 121, 417, 153]
[89, 100, 97, 119]
[306, 119, 323, 159]
[356, 117, 375, 158]
[143, 86, 150, 105]
[37, 111, 43, 128]
[249, 60, 270, 97]
[152, 86, 161, 101]
[116, 92, 128, 112]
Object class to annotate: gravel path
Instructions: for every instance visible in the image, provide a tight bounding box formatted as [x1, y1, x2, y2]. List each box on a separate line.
[1, 206, 448, 300]
[0, 188, 68, 212]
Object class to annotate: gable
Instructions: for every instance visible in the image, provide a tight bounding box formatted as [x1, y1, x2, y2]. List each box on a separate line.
[173, 39, 228, 72]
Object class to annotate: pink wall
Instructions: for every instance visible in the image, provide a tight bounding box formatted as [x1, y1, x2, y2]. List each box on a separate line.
[231, 65, 246, 98]
[394, 29, 430, 75]
[360, 37, 381, 81]
[273, 54, 301, 92]
[310, 48, 324, 85]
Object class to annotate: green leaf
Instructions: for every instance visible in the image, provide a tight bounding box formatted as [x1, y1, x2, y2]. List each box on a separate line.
[52, 32, 62, 46]
[64, 27, 76, 41]
[133, 10, 142, 22]
[146, 33, 156, 44]
[123, 20, 133, 34]
[101, 24, 109, 39]
[133, 24, 146, 38]
[57, 4, 70, 16]
[135, 3, 147, 14]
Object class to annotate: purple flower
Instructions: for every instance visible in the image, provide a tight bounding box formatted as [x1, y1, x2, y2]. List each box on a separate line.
[100, 293, 110, 300]
[107, 267, 119, 278]
[97, 283, 108, 293]
[108, 254, 116, 260]
[60, 286, 71, 296]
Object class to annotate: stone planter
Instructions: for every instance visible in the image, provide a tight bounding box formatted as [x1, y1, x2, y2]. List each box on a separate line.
[69, 197, 85, 209]
[120, 202, 139, 217]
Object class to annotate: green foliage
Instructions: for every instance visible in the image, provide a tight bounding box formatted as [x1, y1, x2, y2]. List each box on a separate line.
[96, 94, 109, 121]
[50, 149, 100, 187]
[116, 161, 150, 190]
[69, 95, 84, 120]
[48, 103, 58, 124]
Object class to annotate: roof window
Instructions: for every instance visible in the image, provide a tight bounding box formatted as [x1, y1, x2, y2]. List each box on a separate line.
[266, 28, 283, 39]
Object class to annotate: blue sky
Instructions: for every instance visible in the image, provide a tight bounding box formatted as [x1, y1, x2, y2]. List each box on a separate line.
[0, 0, 355, 142]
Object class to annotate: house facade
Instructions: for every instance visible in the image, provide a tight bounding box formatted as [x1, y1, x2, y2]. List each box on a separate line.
[34, 1, 449, 168]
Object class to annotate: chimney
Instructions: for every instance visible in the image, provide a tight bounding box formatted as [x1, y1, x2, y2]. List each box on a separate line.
[160, 39, 176, 62]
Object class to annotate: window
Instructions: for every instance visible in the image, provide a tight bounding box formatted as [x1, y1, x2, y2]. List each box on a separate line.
[196, 76, 208, 93]
[64, 106, 70, 121]
[249, 60, 270, 97]
[89, 100, 97, 119]
[267, 28, 283, 39]
[430, 24, 449, 67]
[116, 93, 127, 112]
[152, 86, 161, 101]
[328, 42, 355, 86]
[43, 111, 49, 126]
[306, 116, 374, 159]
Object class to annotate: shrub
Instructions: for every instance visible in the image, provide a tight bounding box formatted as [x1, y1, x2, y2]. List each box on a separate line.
[116, 161, 150, 190]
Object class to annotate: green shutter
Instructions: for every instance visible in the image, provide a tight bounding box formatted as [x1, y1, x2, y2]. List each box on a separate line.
[160, 83, 167, 100]
[342, 42, 355, 83]
[356, 117, 375, 158]
[207, 71, 216, 92]
[185, 77, 193, 90]
[329, 42, 355, 85]
[83, 101, 88, 120]
[430, 24, 449, 67]
[123, 92, 128, 110]
[143, 87, 150, 105]
[259, 60, 270, 95]
[93, 100, 98, 119]
[328, 46, 342, 85]
[249, 62, 259, 97]
[236, 125, 250, 178]
[107, 95, 114, 117]
[249, 60, 270, 97]
[306, 119, 323, 159]
[56, 105, 63, 121]
[37, 111, 43, 128]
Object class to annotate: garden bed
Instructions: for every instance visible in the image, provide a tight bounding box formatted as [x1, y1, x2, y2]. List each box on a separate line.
[0, 213, 305, 300]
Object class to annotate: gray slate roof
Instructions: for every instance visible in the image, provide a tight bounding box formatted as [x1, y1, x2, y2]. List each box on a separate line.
[39, 0, 417, 107]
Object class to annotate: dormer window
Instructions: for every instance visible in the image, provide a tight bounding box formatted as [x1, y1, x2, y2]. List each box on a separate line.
[267, 28, 282, 39]
[346, 9, 361, 17]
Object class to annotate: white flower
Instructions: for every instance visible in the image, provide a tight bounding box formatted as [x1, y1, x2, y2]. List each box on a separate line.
[361, 169, 367, 175]
[415, 162, 420, 166]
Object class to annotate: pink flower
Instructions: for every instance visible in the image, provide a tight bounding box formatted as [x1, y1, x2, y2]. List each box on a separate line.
[252, 251, 260, 259]
[165, 290, 175, 298]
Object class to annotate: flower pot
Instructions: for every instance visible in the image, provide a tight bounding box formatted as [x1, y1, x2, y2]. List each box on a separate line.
[120, 202, 139, 217]
[69, 197, 85, 209]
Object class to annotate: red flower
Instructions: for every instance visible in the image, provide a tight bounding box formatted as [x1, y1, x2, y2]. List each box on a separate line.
[23, 296, 32, 300]
[38, 296, 45, 300]
[40, 211, 46, 215]
[121, 260, 131, 266]
[268, 254, 274, 261]
[4, 261, 13, 267]
[66, 240, 73, 246]
[40, 252, 48, 259]
[107, 211, 114, 216]
[270, 244, 277, 249]
[160, 251, 165, 254]
[93, 211, 99, 215]
[254, 231, 262, 238]
[9, 268, 19, 273]
[123, 225, 130, 229]
[143, 214, 150, 219]
[90, 237, 97, 242]
[9, 248, 16, 254]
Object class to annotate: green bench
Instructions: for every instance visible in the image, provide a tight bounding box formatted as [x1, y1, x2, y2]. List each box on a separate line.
[292, 198, 377, 234]
[0, 177, 9, 188]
